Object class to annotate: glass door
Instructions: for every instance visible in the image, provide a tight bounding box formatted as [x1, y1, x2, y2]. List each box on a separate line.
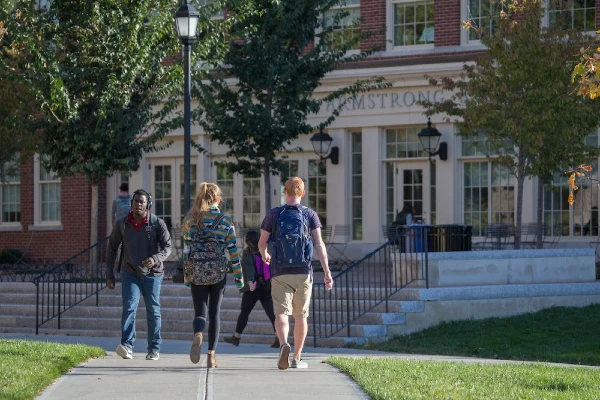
[151, 158, 196, 231]
[394, 163, 430, 224]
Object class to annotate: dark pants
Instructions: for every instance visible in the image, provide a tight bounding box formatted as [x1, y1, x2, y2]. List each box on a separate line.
[190, 277, 226, 351]
[235, 284, 275, 334]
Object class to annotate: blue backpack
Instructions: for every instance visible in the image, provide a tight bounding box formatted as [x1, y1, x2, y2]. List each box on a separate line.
[270, 205, 313, 268]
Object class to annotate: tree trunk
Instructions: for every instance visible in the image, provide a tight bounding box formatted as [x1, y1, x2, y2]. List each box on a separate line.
[536, 177, 544, 249]
[89, 183, 99, 274]
[515, 173, 526, 249]
[263, 158, 272, 211]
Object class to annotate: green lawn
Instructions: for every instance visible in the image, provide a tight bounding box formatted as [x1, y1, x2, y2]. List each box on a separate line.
[326, 304, 600, 400]
[0, 339, 105, 400]
[328, 357, 600, 400]
[360, 304, 600, 366]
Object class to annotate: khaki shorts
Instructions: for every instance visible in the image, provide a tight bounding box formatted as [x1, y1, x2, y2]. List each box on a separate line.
[271, 274, 313, 318]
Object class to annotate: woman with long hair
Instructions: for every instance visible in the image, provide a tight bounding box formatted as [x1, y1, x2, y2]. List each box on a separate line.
[182, 182, 244, 367]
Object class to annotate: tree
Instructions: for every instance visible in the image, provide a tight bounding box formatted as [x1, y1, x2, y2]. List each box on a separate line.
[420, 0, 600, 248]
[0, 0, 43, 179]
[1, 0, 187, 248]
[193, 0, 388, 211]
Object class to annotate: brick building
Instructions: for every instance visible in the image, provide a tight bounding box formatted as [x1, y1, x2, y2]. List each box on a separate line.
[1, 1, 599, 263]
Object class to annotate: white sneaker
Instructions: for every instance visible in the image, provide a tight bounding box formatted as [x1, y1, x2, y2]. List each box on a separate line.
[291, 358, 308, 369]
[116, 344, 133, 359]
[146, 352, 159, 361]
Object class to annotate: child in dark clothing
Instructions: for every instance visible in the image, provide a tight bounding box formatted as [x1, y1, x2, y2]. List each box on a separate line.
[224, 230, 279, 348]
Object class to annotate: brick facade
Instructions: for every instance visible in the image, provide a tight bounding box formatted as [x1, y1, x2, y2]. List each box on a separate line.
[2, 0, 600, 263]
[0, 157, 107, 264]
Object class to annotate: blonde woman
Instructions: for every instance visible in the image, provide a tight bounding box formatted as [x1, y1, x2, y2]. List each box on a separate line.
[182, 182, 244, 367]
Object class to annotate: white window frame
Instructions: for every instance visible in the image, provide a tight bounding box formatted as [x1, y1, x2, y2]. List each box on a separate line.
[32, 154, 62, 229]
[543, 0, 596, 33]
[0, 155, 22, 230]
[387, 0, 435, 51]
[322, 0, 362, 55]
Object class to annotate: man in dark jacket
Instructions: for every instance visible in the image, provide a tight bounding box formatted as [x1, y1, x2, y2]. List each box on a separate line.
[106, 189, 171, 361]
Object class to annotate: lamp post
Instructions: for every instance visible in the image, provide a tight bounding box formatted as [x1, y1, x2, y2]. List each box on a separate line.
[310, 128, 339, 164]
[175, 1, 199, 215]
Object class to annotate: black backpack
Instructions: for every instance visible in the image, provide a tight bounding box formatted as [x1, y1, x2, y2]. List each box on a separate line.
[269, 205, 313, 268]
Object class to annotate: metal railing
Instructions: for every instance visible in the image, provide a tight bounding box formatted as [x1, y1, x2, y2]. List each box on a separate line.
[311, 231, 429, 347]
[32, 237, 110, 334]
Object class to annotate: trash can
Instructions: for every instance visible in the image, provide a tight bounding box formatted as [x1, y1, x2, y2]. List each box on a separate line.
[407, 224, 433, 252]
[431, 224, 472, 252]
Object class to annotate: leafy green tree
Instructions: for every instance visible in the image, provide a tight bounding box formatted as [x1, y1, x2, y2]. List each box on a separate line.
[0, 0, 42, 179]
[193, 0, 388, 211]
[420, 0, 600, 248]
[1, 0, 188, 247]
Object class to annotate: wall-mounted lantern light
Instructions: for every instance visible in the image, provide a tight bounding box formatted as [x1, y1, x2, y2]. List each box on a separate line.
[418, 118, 447, 161]
[310, 128, 339, 165]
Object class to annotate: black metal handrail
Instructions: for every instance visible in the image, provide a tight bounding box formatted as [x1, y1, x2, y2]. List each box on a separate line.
[311, 231, 429, 347]
[32, 237, 110, 334]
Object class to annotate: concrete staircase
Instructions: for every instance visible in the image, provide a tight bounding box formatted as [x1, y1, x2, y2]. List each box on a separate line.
[0, 279, 424, 347]
[4, 279, 600, 348]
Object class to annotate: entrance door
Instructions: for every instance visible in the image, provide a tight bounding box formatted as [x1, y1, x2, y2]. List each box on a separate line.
[394, 163, 431, 223]
[151, 158, 197, 231]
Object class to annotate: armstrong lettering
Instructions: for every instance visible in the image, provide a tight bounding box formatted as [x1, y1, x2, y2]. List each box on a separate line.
[324, 89, 445, 113]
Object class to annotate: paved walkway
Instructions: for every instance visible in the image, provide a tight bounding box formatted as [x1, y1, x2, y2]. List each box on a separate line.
[4, 334, 379, 400]
[3, 333, 595, 400]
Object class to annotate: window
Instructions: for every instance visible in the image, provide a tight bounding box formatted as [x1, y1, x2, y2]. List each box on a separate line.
[308, 160, 327, 227]
[385, 126, 425, 158]
[36, 155, 61, 224]
[216, 164, 235, 218]
[1, 155, 21, 225]
[463, 161, 515, 236]
[392, 0, 434, 47]
[548, 0, 595, 31]
[324, 0, 361, 51]
[243, 175, 261, 228]
[351, 132, 363, 240]
[196, 0, 224, 19]
[154, 165, 172, 229]
[385, 163, 395, 225]
[467, 0, 502, 41]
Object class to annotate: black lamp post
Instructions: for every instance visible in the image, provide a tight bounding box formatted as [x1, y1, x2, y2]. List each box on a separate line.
[175, 1, 199, 215]
[418, 118, 447, 161]
[310, 128, 339, 164]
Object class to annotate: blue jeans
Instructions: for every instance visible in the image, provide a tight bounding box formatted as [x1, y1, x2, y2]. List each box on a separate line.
[120, 271, 163, 353]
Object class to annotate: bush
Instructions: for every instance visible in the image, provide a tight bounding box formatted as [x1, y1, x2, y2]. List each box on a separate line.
[0, 249, 24, 264]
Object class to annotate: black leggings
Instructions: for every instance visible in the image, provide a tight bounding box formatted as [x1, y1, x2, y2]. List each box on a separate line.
[235, 284, 275, 334]
[190, 277, 226, 351]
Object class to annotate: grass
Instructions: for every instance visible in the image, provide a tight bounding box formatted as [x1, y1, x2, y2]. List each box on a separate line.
[326, 304, 600, 399]
[0, 339, 105, 400]
[328, 357, 600, 400]
[360, 304, 600, 366]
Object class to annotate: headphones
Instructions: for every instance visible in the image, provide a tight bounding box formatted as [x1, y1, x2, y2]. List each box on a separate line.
[131, 189, 153, 210]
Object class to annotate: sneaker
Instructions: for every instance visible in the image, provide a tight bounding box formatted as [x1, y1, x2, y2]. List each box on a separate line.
[291, 358, 308, 369]
[277, 343, 291, 370]
[116, 344, 132, 360]
[223, 335, 240, 346]
[146, 352, 159, 361]
[190, 332, 203, 364]
[270, 337, 280, 349]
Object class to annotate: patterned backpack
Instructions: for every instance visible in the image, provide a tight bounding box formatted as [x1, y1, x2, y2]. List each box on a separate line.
[184, 214, 229, 285]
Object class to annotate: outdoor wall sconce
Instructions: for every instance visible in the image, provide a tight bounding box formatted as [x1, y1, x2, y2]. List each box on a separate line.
[418, 118, 447, 161]
[310, 128, 339, 165]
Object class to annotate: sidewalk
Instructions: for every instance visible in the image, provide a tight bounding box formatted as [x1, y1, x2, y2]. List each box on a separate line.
[3, 334, 376, 400]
